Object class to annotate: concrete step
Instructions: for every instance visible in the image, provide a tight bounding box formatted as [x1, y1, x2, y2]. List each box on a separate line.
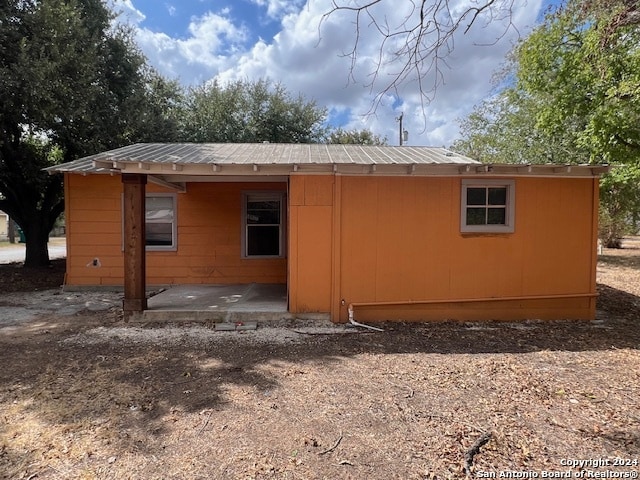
[139, 309, 296, 323]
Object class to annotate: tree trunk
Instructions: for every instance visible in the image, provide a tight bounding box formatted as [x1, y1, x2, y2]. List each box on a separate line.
[23, 220, 51, 267]
[8, 217, 16, 244]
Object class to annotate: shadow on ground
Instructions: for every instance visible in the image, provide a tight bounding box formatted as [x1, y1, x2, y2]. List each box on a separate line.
[1, 282, 639, 477]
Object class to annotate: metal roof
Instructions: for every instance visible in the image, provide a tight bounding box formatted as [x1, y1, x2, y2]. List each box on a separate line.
[47, 143, 478, 173]
[45, 142, 609, 179]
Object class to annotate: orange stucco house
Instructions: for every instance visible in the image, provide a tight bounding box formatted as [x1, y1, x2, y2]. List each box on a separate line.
[48, 143, 608, 323]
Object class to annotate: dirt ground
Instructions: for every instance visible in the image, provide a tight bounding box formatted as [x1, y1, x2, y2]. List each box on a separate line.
[1, 239, 639, 480]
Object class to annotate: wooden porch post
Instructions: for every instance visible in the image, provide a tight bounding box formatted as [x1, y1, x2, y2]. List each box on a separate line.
[122, 174, 147, 320]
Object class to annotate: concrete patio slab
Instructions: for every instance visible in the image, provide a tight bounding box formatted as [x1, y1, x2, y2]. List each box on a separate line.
[140, 283, 329, 323]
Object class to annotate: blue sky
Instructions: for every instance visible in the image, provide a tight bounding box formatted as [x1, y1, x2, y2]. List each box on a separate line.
[128, 1, 285, 41]
[111, 0, 547, 146]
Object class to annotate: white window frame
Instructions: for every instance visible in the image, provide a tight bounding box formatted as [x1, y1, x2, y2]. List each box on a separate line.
[121, 193, 178, 252]
[241, 191, 286, 259]
[460, 179, 515, 233]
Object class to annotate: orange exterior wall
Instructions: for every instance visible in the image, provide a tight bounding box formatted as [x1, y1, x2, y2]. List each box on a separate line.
[329, 175, 599, 322]
[66, 172, 599, 322]
[288, 175, 334, 313]
[287, 174, 599, 321]
[64, 174, 287, 286]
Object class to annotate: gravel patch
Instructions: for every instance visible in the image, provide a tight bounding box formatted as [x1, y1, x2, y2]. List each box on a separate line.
[61, 324, 363, 347]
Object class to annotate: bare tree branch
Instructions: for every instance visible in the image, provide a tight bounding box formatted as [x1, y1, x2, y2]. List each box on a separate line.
[320, 0, 518, 114]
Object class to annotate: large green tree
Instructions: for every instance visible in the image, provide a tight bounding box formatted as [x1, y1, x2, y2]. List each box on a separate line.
[179, 79, 328, 143]
[453, 87, 590, 165]
[0, 0, 181, 267]
[516, 1, 640, 164]
[454, 0, 640, 246]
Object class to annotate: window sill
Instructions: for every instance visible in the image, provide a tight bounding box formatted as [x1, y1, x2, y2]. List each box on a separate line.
[460, 231, 514, 238]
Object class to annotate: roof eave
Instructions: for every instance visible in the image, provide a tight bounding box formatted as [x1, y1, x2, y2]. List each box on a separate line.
[101, 161, 610, 178]
[47, 159, 610, 179]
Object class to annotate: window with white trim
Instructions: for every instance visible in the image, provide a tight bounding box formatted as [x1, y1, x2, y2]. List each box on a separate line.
[145, 195, 177, 249]
[242, 192, 285, 258]
[461, 179, 515, 233]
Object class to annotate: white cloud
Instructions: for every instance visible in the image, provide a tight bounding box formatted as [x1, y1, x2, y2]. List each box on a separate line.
[250, 0, 306, 20]
[119, 0, 544, 147]
[214, 0, 543, 146]
[134, 11, 248, 84]
[109, 0, 145, 24]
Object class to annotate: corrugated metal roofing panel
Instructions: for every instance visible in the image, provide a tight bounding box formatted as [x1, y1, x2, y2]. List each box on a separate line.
[46, 143, 480, 174]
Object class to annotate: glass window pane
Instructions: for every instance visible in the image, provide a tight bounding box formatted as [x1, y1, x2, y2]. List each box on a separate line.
[247, 225, 280, 256]
[487, 208, 506, 225]
[461, 180, 514, 233]
[146, 223, 173, 246]
[247, 200, 280, 224]
[466, 187, 487, 206]
[488, 187, 507, 206]
[247, 209, 280, 224]
[144, 196, 174, 248]
[248, 200, 279, 210]
[466, 208, 486, 225]
[146, 196, 174, 222]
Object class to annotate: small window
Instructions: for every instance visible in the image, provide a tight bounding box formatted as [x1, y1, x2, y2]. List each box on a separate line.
[461, 179, 515, 233]
[145, 195, 176, 249]
[242, 192, 285, 258]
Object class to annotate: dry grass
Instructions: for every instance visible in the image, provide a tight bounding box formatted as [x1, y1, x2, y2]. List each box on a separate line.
[1, 239, 639, 479]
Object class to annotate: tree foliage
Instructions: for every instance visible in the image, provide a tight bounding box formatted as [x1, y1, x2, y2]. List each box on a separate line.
[327, 128, 387, 145]
[0, 0, 181, 266]
[453, 87, 589, 165]
[454, 0, 640, 247]
[516, 1, 640, 164]
[179, 79, 329, 144]
[599, 164, 640, 246]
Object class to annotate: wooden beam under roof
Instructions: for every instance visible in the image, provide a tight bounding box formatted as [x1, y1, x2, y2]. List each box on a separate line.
[148, 175, 186, 193]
